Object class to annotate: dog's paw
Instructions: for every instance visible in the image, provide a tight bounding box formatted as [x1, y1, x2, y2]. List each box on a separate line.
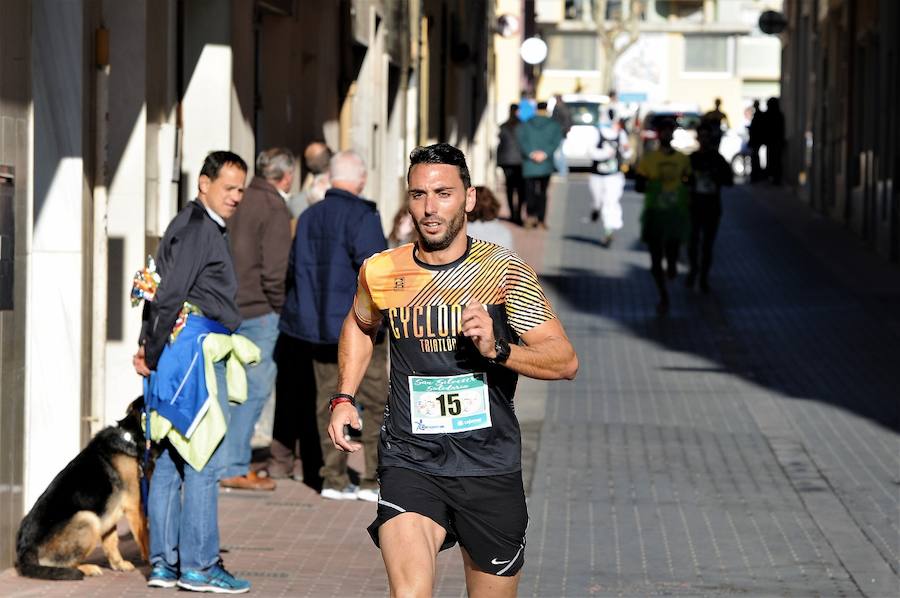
[111, 559, 135, 572]
[77, 564, 104, 577]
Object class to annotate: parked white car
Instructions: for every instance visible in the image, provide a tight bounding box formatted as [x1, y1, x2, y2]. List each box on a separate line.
[548, 94, 610, 168]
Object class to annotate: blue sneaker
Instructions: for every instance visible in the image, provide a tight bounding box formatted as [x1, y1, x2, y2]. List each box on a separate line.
[147, 563, 179, 588]
[177, 563, 250, 594]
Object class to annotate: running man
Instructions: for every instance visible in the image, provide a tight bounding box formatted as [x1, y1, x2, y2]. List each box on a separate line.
[327, 143, 578, 597]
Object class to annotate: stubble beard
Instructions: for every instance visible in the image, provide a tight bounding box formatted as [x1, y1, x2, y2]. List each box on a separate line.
[414, 204, 467, 252]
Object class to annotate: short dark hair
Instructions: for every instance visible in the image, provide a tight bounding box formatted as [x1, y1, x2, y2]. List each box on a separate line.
[537, 101, 548, 110]
[407, 143, 471, 189]
[200, 151, 248, 180]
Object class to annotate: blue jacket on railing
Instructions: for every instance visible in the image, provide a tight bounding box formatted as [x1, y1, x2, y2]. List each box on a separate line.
[279, 187, 387, 345]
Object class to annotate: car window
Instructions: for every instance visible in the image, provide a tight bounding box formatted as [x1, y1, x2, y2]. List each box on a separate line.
[567, 102, 602, 126]
[646, 112, 702, 130]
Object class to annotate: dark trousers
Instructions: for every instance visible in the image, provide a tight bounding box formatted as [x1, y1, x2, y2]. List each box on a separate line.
[648, 238, 681, 300]
[501, 165, 525, 224]
[767, 145, 783, 185]
[270, 333, 323, 489]
[313, 341, 388, 491]
[750, 144, 765, 182]
[525, 175, 551, 223]
[688, 203, 721, 284]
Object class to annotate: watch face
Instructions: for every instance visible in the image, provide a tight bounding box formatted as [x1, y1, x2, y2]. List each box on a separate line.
[493, 339, 510, 363]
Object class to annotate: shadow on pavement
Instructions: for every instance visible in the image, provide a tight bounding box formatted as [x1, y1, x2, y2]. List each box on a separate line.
[542, 184, 900, 436]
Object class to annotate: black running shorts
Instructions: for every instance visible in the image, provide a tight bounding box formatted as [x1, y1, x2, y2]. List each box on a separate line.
[367, 466, 528, 577]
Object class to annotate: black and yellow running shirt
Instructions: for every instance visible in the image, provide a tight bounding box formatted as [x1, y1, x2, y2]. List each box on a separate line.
[354, 237, 556, 476]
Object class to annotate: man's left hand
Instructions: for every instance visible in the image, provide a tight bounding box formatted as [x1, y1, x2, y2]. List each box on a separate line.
[133, 346, 151, 377]
[461, 300, 496, 359]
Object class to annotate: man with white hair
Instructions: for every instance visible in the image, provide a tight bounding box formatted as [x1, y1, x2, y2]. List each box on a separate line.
[279, 150, 389, 501]
[220, 147, 294, 491]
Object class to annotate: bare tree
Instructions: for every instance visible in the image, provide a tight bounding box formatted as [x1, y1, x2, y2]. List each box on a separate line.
[592, 0, 644, 93]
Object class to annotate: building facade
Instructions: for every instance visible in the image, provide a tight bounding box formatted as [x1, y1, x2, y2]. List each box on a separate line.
[0, 0, 498, 569]
[780, 0, 898, 262]
[533, 0, 782, 127]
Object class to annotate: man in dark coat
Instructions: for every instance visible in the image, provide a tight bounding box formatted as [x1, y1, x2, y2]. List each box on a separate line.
[497, 104, 525, 225]
[134, 151, 251, 592]
[763, 97, 785, 185]
[279, 150, 388, 502]
[748, 100, 765, 183]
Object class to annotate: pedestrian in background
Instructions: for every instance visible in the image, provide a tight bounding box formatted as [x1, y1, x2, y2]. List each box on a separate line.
[389, 200, 417, 247]
[748, 100, 765, 183]
[589, 110, 631, 246]
[219, 147, 294, 492]
[702, 97, 730, 131]
[279, 150, 388, 502]
[551, 93, 572, 136]
[635, 117, 692, 315]
[687, 121, 733, 293]
[517, 91, 536, 122]
[287, 140, 332, 221]
[468, 186, 514, 250]
[763, 97, 785, 185]
[134, 151, 251, 593]
[517, 101, 563, 230]
[551, 93, 572, 176]
[497, 103, 526, 225]
[265, 141, 333, 483]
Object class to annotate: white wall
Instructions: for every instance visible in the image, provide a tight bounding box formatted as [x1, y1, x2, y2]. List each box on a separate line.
[27, 0, 85, 508]
[181, 0, 234, 199]
[103, 0, 148, 426]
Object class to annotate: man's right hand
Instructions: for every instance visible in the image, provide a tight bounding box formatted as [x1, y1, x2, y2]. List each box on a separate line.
[133, 346, 151, 377]
[328, 402, 362, 453]
[529, 150, 547, 163]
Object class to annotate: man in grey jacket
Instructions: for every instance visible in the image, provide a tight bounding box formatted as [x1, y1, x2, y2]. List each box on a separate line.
[220, 147, 294, 491]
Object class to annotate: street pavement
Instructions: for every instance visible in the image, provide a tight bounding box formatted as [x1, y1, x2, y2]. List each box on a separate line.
[1, 174, 898, 597]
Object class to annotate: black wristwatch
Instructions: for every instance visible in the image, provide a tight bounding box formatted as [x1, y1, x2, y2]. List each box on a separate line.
[488, 338, 511, 365]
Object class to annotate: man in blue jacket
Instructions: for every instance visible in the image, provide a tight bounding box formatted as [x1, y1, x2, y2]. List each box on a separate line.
[279, 150, 388, 502]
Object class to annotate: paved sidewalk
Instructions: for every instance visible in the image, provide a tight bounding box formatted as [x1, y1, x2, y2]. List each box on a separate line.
[519, 176, 899, 597]
[1, 176, 898, 597]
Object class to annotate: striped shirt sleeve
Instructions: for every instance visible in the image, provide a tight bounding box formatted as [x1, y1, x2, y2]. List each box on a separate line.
[353, 258, 383, 328]
[505, 254, 556, 335]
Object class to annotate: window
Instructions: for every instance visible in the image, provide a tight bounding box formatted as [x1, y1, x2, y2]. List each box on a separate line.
[545, 33, 597, 71]
[605, 0, 622, 20]
[684, 35, 730, 73]
[654, 0, 703, 21]
[564, 0, 594, 21]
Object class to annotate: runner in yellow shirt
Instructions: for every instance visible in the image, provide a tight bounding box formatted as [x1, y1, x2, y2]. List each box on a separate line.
[636, 117, 692, 314]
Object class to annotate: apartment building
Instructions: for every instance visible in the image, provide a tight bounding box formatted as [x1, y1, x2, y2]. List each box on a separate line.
[533, 0, 782, 127]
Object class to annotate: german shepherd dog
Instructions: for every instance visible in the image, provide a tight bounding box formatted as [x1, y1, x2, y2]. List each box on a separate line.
[15, 397, 150, 580]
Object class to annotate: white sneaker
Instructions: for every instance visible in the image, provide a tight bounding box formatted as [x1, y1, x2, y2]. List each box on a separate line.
[321, 484, 359, 500]
[356, 488, 379, 503]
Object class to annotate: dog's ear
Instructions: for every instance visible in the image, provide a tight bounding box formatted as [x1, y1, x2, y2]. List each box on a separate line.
[116, 397, 145, 430]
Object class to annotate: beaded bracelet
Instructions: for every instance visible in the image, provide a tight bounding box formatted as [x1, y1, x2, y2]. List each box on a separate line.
[329, 393, 356, 412]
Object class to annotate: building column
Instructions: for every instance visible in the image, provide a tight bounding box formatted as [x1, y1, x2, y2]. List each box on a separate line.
[27, 0, 87, 508]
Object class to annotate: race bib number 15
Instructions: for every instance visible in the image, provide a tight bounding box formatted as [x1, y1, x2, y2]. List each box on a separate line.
[409, 373, 492, 434]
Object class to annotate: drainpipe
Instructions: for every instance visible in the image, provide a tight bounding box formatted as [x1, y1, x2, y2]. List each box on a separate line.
[90, 26, 110, 438]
